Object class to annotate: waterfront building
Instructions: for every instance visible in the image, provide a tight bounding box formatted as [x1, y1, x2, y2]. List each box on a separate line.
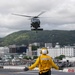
[45, 43, 52, 48]
[32, 42, 40, 46]
[0, 47, 9, 57]
[37, 44, 75, 58]
[9, 45, 27, 54]
[9, 45, 16, 53]
[26, 44, 32, 56]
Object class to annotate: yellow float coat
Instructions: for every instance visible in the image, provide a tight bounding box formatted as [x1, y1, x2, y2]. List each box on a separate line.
[29, 54, 59, 74]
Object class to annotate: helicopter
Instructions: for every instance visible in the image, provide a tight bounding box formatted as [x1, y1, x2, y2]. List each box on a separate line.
[12, 11, 45, 32]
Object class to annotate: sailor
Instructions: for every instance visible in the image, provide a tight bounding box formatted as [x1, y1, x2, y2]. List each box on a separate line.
[24, 47, 59, 75]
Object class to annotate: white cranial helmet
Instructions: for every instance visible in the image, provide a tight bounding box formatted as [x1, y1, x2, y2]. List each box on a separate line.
[42, 49, 47, 54]
[40, 47, 48, 54]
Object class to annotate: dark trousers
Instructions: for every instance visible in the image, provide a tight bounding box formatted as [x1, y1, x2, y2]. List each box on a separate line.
[39, 70, 51, 75]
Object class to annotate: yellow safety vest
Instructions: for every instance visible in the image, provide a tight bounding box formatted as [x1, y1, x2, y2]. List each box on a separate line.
[29, 54, 59, 74]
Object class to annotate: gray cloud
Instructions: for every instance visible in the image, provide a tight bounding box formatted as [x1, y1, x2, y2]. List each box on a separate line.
[0, 0, 75, 37]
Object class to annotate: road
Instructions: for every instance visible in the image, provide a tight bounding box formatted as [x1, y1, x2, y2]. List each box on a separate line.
[0, 69, 75, 75]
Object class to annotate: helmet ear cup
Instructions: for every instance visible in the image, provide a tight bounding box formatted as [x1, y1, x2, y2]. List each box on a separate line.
[47, 50, 48, 54]
[40, 50, 42, 54]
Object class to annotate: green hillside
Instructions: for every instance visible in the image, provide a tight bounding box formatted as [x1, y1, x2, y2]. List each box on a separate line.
[0, 30, 75, 46]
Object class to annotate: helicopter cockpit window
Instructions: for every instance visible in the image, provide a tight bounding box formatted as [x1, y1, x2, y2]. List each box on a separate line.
[31, 18, 40, 23]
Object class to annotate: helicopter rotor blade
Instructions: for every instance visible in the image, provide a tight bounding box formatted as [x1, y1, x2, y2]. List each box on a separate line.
[37, 11, 46, 17]
[12, 13, 32, 17]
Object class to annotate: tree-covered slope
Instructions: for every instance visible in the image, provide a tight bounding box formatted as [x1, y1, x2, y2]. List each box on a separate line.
[0, 30, 75, 46]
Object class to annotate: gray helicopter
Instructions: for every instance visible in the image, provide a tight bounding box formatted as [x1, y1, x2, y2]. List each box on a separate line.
[12, 11, 45, 32]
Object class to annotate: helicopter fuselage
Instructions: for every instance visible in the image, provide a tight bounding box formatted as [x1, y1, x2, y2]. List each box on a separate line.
[31, 18, 40, 29]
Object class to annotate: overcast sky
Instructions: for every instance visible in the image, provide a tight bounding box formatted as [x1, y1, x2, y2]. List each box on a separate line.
[0, 0, 75, 37]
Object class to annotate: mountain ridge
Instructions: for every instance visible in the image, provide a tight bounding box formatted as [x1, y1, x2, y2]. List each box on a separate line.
[0, 30, 75, 46]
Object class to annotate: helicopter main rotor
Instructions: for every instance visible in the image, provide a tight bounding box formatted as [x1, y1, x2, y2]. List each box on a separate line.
[12, 11, 45, 18]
